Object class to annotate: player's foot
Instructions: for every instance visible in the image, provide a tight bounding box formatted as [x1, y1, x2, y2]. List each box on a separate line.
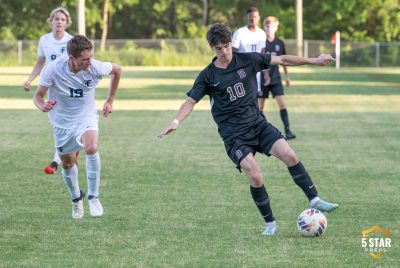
[262, 221, 278, 235]
[88, 196, 103, 217]
[310, 197, 338, 213]
[72, 189, 85, 219]
[285, 130, 296, 140]
[44, 161, 58, 174]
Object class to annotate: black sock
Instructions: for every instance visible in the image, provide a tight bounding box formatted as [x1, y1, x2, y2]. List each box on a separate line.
[288, 162, 318, 201]
[250, 185, 275, 223]
[280, 108, 290, 132]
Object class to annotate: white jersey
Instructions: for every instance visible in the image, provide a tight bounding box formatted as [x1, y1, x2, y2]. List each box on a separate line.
[38, 32, 72, 63]
[232, 26, 266, 53]
[40, 56, 112, 129]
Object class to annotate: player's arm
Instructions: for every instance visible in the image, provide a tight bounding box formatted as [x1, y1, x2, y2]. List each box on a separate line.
[158, 97, 197, 138]
[103, 63, 122, 117]
[271, 54, 335, 66]
[33, 85, 55, 112]
[23, 57, 46, 91]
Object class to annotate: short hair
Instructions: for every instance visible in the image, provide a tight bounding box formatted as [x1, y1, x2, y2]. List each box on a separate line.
[247, 7, 259, 14]
[47, 7, 72, 28]
[67, 35, 93, 58]
[264, 16, 279, 26]
[206, 23, 232, 47]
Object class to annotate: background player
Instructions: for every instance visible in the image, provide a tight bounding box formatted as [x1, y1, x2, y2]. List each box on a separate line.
[23, 7, 74, 174]
[259, 16, 295, 139]
[33, 35, 121, 219]
[158, 24, 338, 235]
[232, 7, 266, 93]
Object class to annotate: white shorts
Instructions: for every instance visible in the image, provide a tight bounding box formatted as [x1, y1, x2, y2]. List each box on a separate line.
[53, 120, 98, 155]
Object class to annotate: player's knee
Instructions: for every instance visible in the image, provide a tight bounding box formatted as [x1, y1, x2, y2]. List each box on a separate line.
[61, 159, 75, 169]
[249, 171, 264, 187]
[84, 144, 97, 155]
[285, 151, 298, 166]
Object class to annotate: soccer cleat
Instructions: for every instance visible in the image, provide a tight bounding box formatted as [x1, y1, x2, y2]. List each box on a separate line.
[44, 161, 58, 174]
[285, 130, 296, 140]
[310, 198, 338, 213]
[262, 221, 278, 235]
[72, 189, 85, 219]
[88, 196, 103, 217]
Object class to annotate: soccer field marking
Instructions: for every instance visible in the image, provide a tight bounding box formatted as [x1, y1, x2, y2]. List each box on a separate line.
[2, 95, 400, 112]
[1, 75, 399, 88]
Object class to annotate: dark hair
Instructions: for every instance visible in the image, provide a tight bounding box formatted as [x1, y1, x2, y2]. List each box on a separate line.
[206, 23, 232, 47]
[247, 7, 259, 14]
[67, 35, 93, 58]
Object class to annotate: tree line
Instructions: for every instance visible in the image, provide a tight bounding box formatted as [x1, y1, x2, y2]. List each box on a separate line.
[1, 0, 399, 42]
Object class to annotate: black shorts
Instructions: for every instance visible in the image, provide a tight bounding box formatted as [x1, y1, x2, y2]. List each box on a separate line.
[223, 119, 284, 171]
[258, 83, 284, 99]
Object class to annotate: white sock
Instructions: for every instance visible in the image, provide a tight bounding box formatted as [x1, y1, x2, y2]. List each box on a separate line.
[310, 197, 320, 207]
[62, 164, 80, 200]
[266, 220, 277, 227]
[53, 150, 61, 164]
[86, 152, 101, 197]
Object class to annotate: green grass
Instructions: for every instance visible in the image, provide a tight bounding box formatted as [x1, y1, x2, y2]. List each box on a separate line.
[0, 66, 399, 267]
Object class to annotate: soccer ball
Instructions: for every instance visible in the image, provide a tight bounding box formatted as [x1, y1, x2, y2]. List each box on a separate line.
[297, 208, 327, 237]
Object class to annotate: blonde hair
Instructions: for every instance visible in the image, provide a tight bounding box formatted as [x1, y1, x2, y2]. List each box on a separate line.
[263, 16, 279, 27]
[47, 7, 72, 28]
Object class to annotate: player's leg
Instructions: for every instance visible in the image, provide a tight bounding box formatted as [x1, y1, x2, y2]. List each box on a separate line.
[240, 153, 277, 235]
[60, 152, 84, 219]
[269, 139, 338, 212]
[81, 129, 103, 217]
[44, 150, 62, 174]
[274, 88, 295, 139]
[258, 76, 268, 118]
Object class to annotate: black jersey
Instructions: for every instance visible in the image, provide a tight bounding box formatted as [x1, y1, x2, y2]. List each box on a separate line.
[187, 52, 271, 141]
[264, 38, 286, 85]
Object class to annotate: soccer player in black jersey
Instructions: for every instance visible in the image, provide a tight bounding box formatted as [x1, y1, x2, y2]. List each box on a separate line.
[159, 23, 338, 235]
[259, 16, 296, 140]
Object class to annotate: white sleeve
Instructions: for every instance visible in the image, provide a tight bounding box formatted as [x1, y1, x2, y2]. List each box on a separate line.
[260, 32, 266, 50]
[90, 59, 113, 77]
[231, 30, 241, 49]
[37, 37, 45, 58]
[39, 65, 53, 88]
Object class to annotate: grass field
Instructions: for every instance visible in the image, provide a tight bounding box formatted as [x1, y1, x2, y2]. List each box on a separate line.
[0, 66, 399, 267]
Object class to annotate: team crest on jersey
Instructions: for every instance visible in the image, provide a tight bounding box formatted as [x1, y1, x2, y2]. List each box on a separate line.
[275, 45, 280, 51]
[235, 149, 243, 159]
[57, 146, 63, 152]
[82, 80, 93, 87]
[237, 69, 246, 79]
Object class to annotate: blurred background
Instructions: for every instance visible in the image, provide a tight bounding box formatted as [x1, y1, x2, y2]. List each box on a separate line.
[0, 0, 399, 67]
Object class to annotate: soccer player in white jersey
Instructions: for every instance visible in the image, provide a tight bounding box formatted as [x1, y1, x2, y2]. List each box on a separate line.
[33, 35, 122, 219]
[23, 7, 73, 175]
[232, 7, 266, 92]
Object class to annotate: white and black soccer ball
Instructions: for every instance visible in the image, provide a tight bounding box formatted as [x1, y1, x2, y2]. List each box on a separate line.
[297, 208, 327, 237]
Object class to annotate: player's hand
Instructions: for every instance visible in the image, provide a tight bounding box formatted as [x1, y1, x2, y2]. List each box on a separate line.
[103, 101, 113, 117]
[158, 122, 179, 138]
[285, 77, 290, 87]
[23, 81, 31, 91]
[315, 54, 335, 65]
[263, 74, 271, 86]
[40, 100, 56, 112]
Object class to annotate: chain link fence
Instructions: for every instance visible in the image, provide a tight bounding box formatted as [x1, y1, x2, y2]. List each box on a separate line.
[1, 39, 399, 67]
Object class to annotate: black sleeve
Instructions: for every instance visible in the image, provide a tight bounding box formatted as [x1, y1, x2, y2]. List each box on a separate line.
[186, 69, 210, 102]
[249, 52, 271, 73]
